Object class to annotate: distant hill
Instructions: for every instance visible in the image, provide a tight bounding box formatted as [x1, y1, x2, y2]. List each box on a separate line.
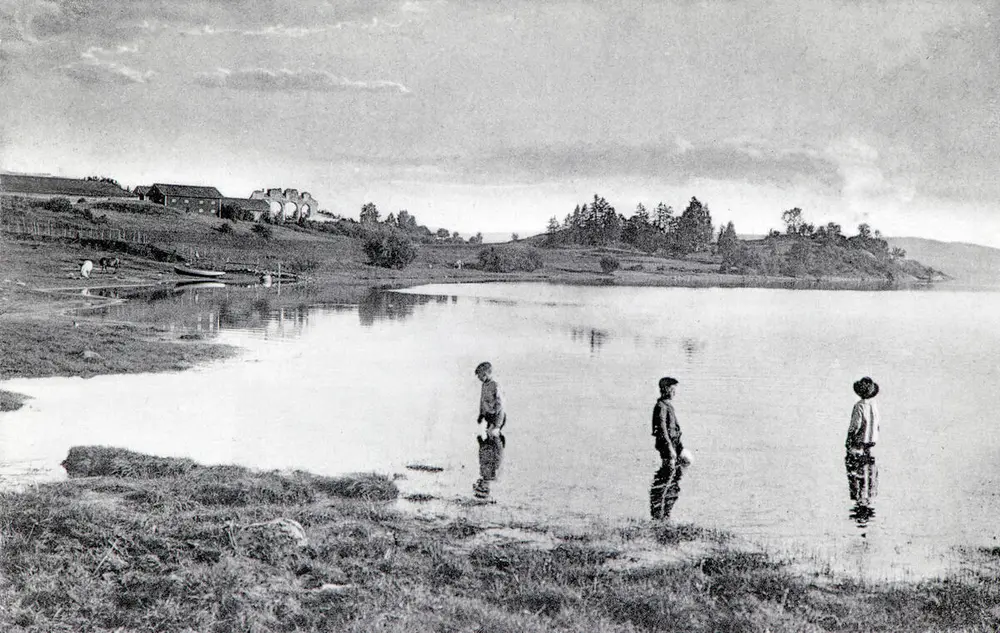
[887, 238, 1000, 288]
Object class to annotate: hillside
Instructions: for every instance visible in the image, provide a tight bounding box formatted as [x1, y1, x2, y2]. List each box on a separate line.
[531, 229, 943, 284]
[888, 237, 1000, 288]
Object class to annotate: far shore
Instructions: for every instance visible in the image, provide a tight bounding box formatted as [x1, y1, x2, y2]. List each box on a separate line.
[0, 233, 954, 405]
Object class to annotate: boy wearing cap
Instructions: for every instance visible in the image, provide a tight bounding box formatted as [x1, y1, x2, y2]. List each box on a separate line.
[475, 361, 505, 436]
[652, 377, 685, 464]
[846, 376, 880, 455]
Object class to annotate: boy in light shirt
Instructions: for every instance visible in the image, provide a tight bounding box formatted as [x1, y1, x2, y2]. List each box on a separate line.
[846, 376, 880, 455]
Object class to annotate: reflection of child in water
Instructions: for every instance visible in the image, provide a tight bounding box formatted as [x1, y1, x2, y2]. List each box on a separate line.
[845, 452, 878, 527]
[474, 433, 506, 499]
[649, 460, 685, 520]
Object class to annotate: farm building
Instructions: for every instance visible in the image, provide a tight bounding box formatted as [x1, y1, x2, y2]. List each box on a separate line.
[147, 183, 223, 215]
[249, 187, 317, 222]
[0, 173, 133, 201]
[221, 197, 270, 221]
[134, 185, 151, 200]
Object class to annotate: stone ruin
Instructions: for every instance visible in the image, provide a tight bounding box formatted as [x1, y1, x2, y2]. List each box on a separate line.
[249, 188, 318, 222]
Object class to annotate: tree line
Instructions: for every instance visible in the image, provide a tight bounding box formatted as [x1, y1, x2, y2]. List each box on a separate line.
[545, 195, 715, 255]
[357, 203, 483, 244]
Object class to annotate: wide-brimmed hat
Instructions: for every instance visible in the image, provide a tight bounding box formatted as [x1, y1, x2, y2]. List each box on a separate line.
[853, 377, 879, 399]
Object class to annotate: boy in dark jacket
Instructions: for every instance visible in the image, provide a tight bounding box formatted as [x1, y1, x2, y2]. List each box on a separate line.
[652, 377, 688, 465]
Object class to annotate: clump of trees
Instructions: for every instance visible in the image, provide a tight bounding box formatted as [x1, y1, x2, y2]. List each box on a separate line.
[85, 176, 125, 190]
[477, 245, 544, 273]
[717, 207, 920, 280]
[362, 228, 419, 269]
[546, 195, 715, 256]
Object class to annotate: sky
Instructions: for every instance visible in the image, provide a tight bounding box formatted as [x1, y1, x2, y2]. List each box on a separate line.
[1, 0, 998, 246]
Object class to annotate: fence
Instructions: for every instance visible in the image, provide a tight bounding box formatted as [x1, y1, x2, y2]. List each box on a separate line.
[0, 219, 151, 245]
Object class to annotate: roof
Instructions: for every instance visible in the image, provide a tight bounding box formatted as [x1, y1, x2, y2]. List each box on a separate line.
[0, 173, 133, 198]
[221, 197, 270, 211]
[151, 183, 223, 198]
[134, 185, 150, 194]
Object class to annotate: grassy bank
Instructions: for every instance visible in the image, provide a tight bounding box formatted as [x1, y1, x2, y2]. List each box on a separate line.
[1, 447, 998, 632]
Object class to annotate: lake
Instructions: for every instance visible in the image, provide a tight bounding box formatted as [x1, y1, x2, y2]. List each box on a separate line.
[2, 281, 999, 581]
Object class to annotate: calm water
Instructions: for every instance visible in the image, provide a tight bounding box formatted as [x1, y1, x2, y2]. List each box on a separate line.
[2, 281, 999, 580]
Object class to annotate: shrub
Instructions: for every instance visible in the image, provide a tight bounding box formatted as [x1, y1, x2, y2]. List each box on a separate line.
[477, 245, 544, 273]
[42, 197, 73, 213]
[251, 223, 273, 240]
[77, 198, 86, 204]
[220, 203, 256, 222]
[363, 229, 419, 269]
[599, 255, 621, 273]
[215, 222, 234, 234]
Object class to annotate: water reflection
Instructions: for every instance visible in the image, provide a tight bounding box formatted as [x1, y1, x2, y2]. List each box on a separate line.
[681, 338, 706, 359]
[570, 327, 608, 352]
[473, 432, 506, 499]
[357, 290, 444, 327]
[845, 453, 879, 529]
[649, 459, 685, 520]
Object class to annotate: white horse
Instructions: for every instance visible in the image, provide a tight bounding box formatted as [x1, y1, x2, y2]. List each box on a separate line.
[80, 260, 94, 278]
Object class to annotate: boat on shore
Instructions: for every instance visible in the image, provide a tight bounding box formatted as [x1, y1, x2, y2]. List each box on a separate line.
[173, 264, 226, 279]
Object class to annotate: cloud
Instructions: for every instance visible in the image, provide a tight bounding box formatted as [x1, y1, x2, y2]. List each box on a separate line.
[458, 141, 842, 191]
[179, 16, 404, 37]
[61, 44, 151, 84]
[194, 67, 410, 93]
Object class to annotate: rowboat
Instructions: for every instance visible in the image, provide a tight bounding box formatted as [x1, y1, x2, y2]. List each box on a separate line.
[174, 264, 226, 278]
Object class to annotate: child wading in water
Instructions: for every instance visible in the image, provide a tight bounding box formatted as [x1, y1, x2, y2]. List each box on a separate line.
[473, 361, 506, 498]
[475, 361, 505, 436]
[652, 377, 692, 466]
[846, 376, 880, 455]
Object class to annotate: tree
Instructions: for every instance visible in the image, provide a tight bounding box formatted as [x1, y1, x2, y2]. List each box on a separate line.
[857, 223, 872, 239]
[363, 229, 419, 269]
[397, 210, 417, 231]
[384, 212, 396, 226]
[674, 197, 714, 254]
[781, 208, 804, 235]
[452, 231, 461, 241]
[469, 232, 483, 244]
[654, 202, 674, 232]
[546, 216, 560, 233]
[511, 233, 520, 241]
[622, 203, 661, 252]
[436, 228, 451, 239]
[360, 202, 380, 224]
[891, 246, 906, 259]
[717, 221, 738, 257]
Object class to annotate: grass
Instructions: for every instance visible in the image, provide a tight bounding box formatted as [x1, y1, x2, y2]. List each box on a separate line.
[2, 446, 999, 632]
[0, 389, 29, 412]
[0, 318, 236, 380]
